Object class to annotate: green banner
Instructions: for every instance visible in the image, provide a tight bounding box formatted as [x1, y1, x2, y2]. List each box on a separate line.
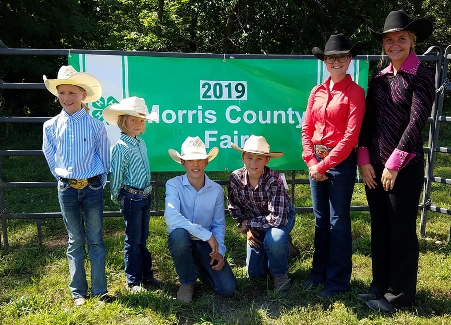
[69, 54, 368, 171]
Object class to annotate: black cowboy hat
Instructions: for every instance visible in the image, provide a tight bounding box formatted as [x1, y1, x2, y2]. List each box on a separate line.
[368, 10, 433, 43]
[312, 34, 363, 61]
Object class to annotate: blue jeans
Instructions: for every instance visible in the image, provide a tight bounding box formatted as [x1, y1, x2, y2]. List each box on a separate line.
[246, 205, 296, 278]
[308, 151, 356, 292]
[168, 228, 236, 296]
[57, 179, 107, 299]
[118, 189, 154, 285]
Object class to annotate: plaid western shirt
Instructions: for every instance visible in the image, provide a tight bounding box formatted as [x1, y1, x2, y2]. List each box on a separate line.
[110, 133, 151, 203]
[227, 166, 289, 230]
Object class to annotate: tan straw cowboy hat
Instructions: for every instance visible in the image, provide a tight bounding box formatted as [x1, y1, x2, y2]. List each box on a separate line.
[231, 135, 284, 158]
[102, 96, 158, 125]
[43, 65, 102, 103]
[168, 136, 219, 164]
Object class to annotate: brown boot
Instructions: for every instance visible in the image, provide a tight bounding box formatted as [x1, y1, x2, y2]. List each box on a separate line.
[177, 284, 195, 303]
[288, 235, 300, 260]
[273, 274, 291, 291]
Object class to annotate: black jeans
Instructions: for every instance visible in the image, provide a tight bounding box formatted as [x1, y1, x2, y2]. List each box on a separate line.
[365, 161, 424, 307]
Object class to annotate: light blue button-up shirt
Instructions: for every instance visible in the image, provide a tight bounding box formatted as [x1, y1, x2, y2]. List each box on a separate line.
[164, 174, 227, 256]
[42, 108, 110, 184]
[110, 133, 151, 202]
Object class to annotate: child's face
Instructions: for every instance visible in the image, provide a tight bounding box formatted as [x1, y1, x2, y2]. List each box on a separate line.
[242, 152, 270, 180]
[124, 115, 146, 137]
[181, 159, 208, 181]
[57, 84, 87, 114]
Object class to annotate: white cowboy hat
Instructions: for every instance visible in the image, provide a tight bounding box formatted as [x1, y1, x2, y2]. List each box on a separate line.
[43, 65, 102, 103]
[102, 96, 158, 125]
[168, 136, 219, 163]
[231, 135, 284, 158]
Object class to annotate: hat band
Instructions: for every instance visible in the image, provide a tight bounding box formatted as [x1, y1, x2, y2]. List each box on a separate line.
[245, 149, 270, 155]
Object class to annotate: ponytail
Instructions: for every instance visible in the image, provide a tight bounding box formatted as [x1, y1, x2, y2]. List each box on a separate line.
[81, 102, 90, 112]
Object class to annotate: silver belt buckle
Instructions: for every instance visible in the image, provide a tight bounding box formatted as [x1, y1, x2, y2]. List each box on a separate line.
[143, 185, 152, 196]
[315, 145, 329, 159]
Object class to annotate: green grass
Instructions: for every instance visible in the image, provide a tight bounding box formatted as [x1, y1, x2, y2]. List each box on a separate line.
[1, 116, 451, 324]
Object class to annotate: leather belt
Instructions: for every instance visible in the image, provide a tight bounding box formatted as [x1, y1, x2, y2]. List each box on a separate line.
[59, 175, 102, 190]
[122, 185, 152, 197]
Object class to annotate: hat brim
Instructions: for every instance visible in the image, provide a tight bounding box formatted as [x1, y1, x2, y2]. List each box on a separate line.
[368, 18, 433, 43]
[102, 103, 158, 125]
[168, 147, 219, 164]
[43, 72, 102, 103]
[231, 143, 284, 158]
[312, 42, 363, 61]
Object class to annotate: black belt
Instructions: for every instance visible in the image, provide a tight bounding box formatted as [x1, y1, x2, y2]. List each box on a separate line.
[60, 175, 102, 184]
[59, 175, 102, 189]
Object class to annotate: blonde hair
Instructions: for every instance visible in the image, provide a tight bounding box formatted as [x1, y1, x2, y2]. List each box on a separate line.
[378, 31, 417, 69]
[116, 115, 146, 135]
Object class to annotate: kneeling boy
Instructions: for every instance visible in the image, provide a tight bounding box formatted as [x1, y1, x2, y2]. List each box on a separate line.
[164, 136, 236, 303]
[228, 135, 297, 291]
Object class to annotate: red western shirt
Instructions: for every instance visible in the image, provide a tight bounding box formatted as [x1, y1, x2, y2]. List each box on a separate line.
[302, 74, 366, 174]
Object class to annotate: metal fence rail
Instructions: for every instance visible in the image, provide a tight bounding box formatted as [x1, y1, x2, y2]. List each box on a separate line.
[420, 44, 451, 238]
[0, 44, 448, 249]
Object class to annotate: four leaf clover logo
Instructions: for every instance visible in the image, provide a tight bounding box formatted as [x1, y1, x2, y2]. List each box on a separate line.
[90, 96, 119, 122]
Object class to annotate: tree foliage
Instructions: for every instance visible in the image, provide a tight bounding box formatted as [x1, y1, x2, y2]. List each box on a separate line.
[0, 0, 450, 116]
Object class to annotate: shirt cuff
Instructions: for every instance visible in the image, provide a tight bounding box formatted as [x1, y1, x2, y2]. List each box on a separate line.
[385, 149, 416, 171]
[316, 162, 328, 175]
[306, 157, 319, 168]
[357, 147, 370, 166]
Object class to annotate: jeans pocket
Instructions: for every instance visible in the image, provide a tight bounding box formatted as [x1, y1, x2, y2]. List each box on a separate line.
[57, 180, 70, 192]
[88, 180, 103, 190]
[130, 196, 144, 202]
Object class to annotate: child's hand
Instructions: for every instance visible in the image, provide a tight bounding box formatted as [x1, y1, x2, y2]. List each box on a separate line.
[246, 229, 261, 248]
[210, 252, 225, 271]
[240, 220, 248, 234]
[207, 234, 219, 256]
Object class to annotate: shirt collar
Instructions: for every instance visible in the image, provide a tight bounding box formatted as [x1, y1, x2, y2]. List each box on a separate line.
[324, 74, 352, 91]
[61, 107, 86, 122]
[376, 51, 420, 77]
[120, 132, 140, 146]
[240, 166, 269, 187]
[182, 173, 211, 190]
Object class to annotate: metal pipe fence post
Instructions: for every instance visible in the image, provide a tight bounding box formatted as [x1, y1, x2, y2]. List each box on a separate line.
[36, 219, 43, 245]
[0, 158, 9, 249]
[420, 47, 443, 237]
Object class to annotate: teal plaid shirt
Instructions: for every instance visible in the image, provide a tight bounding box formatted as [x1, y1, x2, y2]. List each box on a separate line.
[110, 133, 151, 203]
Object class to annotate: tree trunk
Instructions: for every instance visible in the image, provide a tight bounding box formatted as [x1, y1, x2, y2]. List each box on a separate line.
[156, 0, 164, 37]
[223, 0, 239, 53]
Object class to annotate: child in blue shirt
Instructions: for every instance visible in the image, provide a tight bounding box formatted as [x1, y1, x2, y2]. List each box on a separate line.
[103, 97, 161, 293]
[164, 136, 236, 303]
[42, 65, 110, 307]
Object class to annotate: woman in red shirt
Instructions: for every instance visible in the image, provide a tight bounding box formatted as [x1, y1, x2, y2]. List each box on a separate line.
[301, 34, 366, 299]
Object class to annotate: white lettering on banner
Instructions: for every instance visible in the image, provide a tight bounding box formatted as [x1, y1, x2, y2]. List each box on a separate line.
[225, 105, 305, 128]
[149, 104, 305, 127]
[205, 130, 250, 149]
[151, 105, 217, 124]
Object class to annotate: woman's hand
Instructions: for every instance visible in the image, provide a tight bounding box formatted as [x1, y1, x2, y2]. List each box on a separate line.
[381, 167, 398, 191]
[309, 165, 328, 182]
[360, 164, 377, 189]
